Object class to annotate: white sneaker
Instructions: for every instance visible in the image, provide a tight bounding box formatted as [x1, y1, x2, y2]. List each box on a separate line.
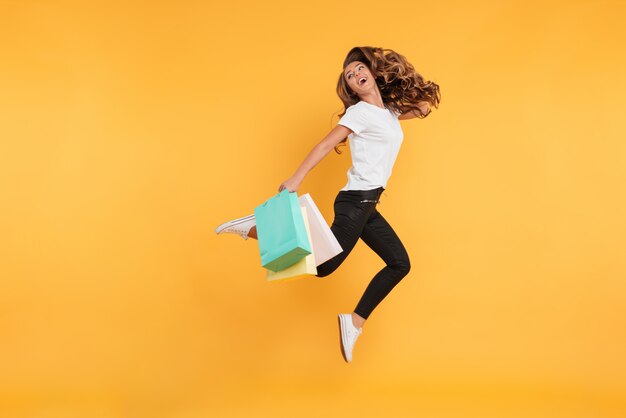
[215, 214, 256, 240]
[338, 313, 362, 363]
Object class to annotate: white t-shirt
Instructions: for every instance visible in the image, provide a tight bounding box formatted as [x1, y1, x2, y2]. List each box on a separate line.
[337, 100, 404, 191]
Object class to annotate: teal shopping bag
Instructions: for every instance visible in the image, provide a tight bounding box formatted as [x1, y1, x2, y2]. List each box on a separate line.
[254, 189, 312, 272]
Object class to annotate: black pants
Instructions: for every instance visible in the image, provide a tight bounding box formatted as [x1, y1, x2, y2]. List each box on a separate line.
[315, 187, 411, 319]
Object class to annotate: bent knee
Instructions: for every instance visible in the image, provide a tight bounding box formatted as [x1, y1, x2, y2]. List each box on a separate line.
[392, 257, 411, 277]
[315, 269, 331, 278]
[315, 265, 334, 278]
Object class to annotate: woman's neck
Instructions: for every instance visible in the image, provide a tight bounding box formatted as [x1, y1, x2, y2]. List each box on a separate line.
[359, 91, 385, 109]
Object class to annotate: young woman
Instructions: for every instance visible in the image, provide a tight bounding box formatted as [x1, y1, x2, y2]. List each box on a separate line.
[216, 46, 440, 363]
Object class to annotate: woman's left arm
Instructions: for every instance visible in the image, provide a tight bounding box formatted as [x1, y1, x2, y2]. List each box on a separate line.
[398, 101, 431, 120]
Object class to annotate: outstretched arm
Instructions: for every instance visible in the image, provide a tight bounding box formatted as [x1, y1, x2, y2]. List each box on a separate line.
[398, 101, 431, 120]
[278, 124, 353, 193]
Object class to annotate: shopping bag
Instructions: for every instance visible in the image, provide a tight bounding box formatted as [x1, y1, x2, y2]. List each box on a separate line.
[298, 193, 343, 266]
[254, 189, 312, 272]
[266, 207, 317, 281]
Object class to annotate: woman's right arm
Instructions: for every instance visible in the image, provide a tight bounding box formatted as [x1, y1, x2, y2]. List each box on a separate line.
[278, 124, 353, 193]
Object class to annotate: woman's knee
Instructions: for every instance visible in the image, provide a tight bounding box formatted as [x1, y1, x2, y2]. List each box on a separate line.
[392, 256, 411, 278]
[315, 268, 331, 278]
[315, 262, 335, 278]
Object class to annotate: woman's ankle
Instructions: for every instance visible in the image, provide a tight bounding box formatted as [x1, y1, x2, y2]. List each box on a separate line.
[351, 312, 366, 329]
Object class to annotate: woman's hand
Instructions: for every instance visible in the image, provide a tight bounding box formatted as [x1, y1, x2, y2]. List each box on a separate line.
[278, 176, 301, 193]
[418, 100, 431, 116]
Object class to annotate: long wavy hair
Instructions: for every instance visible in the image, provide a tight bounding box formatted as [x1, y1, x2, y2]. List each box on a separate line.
[334, 46, 441, 154]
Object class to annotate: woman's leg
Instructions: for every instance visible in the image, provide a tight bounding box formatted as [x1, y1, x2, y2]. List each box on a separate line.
[353, 209, 411, 321]
[326, 192, 382, 362]
[315, 192, 378, 278]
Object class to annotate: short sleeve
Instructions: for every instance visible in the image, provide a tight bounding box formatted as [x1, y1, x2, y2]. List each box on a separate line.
[338, 106, 368, 135]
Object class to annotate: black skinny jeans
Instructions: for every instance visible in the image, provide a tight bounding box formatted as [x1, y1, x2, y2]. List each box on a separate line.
[316, 187, 411, 319]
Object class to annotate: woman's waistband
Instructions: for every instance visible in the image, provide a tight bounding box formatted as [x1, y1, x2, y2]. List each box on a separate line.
[337, 187, 385, 200]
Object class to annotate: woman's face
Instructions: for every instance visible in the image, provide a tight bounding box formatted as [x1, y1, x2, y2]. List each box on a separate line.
[343, 61, 375, 97]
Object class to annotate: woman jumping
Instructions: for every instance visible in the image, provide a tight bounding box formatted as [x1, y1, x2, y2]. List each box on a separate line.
[215, 46, 441, 363]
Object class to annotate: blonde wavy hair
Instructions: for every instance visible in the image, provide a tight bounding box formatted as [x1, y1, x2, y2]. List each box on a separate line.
[334, 46, 441, 153]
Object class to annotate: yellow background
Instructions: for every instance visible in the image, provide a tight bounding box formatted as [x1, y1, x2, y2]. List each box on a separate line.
[1, 0, 625, 417]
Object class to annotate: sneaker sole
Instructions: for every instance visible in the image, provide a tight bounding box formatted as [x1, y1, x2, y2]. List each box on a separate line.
[338, 315, 350, 363]
[215, 215, 255, 234]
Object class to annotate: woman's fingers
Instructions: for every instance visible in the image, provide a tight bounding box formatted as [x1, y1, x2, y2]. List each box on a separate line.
[278, 180, 297, 193]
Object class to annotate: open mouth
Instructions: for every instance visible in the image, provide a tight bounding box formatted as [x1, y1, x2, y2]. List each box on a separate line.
[358, 77, 367, 85]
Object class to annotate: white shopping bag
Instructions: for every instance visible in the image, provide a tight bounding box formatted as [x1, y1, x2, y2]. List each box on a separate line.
[298, 193, 343, 266]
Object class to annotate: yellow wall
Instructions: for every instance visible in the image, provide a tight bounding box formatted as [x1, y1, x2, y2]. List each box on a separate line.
[1, 0, 625, 417]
